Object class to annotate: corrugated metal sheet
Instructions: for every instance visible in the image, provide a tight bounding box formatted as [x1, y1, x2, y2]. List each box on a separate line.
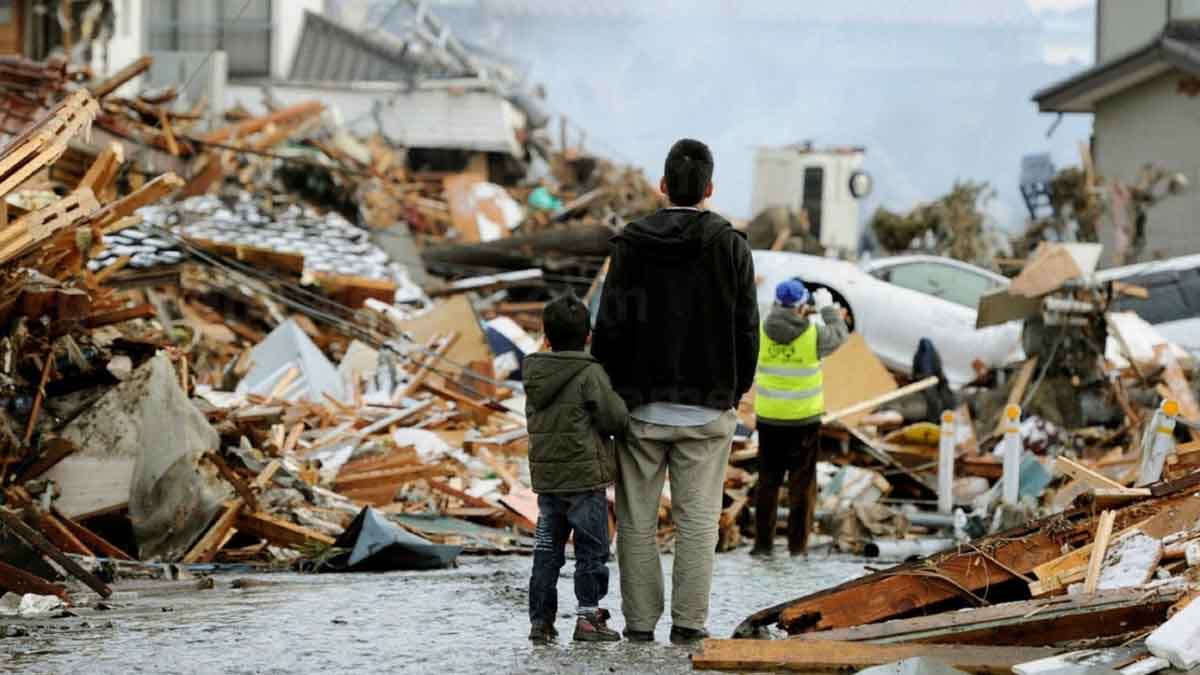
[289, 10, 463, 82]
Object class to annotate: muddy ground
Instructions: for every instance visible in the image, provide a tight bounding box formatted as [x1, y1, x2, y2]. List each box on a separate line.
[2, 550, 868, 674]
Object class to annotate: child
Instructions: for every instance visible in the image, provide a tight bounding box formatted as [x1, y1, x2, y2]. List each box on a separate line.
[525, 294, 628, 643]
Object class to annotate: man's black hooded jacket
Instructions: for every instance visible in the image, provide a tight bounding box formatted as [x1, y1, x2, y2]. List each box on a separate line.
[592, 208, 759, 411]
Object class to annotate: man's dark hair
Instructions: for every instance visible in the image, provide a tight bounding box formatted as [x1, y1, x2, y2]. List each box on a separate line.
[663, 138, 714, 206]
[543, 294, 591, 352]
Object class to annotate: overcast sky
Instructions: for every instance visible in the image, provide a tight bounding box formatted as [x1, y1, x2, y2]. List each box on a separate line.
[376, 0, 1103, 232]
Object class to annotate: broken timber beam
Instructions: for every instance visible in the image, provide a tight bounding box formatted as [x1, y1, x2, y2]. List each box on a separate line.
[235, 511, 335, 549]
[692, 639, 1061, 674]
[734, 487, 1200, 636]
[182, 459, 280, 564]
[92, 172, 184, 233]
[0, 507, 111, 598]
[200, 101, 325, 145]
[788, 587, 1178, 646]
[90, 55, 152, 99]
[51, 508, 133, 561]
[0, 560, 69, 602]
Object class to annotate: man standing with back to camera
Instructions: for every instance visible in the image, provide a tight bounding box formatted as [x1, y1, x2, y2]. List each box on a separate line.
[592, 139, 759, 644]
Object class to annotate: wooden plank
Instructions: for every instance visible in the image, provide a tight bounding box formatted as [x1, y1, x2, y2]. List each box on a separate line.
[78, 141, 124, 191]
[37, 511, 94, 557]
[0, 560, 69, 602]
[14, 437, 77, 483]
[93, 172, 184, 232]
[205, 452, 259, 512]
[791, 588, 1177, 647]
[819, 333, 899, 427]
[85, 302, 156, 327]
[333, 463, 454, 492]
[182, 499, 243, 564]
[235, 511, 335, 549]
[201, 101, 325, 144]
[0, 507, 111, 597]
[184, 236, 304, 276]
[421, 379, 499, 423]
[757, 493, 1200, 635]
[427, 479, 501, 510]
[1083, 510, 1116, 594]
[994, 357, 1038, 436]
[822, 376, 939, 426]
[393, 294, 492, 374]
[182, 459, 281, 564]
[90, 55, 152, 99]
[1055, 457, 1125, 490]
[51, 509, 133, 561]
[400, 333, 459, 400]
[692, 639, 1061, 674]
[1159, 348, 1200, 443]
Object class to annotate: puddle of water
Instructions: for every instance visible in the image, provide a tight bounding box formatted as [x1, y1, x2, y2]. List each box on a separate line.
[2, 550, 868, 674]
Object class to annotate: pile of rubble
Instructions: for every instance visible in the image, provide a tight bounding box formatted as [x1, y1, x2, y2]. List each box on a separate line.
[0, 54, 659, 606]
[692, 241, 1200, 672]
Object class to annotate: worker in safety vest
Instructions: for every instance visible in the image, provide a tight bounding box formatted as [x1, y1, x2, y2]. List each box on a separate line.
[752, 278, 849, 556]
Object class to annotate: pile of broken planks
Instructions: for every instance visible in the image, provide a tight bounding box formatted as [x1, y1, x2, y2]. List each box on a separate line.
[0, 80, 554, 604]
[698, 471, 1200, 673]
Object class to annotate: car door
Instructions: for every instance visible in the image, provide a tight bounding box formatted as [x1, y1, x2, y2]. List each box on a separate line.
[870, 260, 1013, 385]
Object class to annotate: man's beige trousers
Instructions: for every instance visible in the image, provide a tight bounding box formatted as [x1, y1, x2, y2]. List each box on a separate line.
[615, 409, 737, 632]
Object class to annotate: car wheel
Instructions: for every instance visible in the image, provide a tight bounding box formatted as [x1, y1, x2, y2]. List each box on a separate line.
[809, 284, 854, 332]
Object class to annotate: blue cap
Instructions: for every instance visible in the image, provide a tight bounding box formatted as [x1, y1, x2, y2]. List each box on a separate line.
[775, 278, 811, 308]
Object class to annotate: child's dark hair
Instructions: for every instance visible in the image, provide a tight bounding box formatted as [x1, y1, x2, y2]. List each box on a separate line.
[663, 138, 714, 206]
[543, 294, 590, 352]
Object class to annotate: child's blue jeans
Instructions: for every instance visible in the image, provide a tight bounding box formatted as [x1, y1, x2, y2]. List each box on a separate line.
[528, 489, 610, 623]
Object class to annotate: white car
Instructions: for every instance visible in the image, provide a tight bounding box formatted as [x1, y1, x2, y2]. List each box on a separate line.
[1098, 253, 1200, 356]
[752, 251, 1025, 388]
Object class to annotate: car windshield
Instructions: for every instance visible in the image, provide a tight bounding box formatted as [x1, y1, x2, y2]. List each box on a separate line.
[874, 261, 999, 309]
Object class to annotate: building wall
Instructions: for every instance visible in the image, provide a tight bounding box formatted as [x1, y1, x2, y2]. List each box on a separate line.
[1094, 70, 1200, 266]
[1098, 0, 1167, 61]
[100, 0, 322, 85]
[104, 0, 145, 90]
[273, 0, 323, 79]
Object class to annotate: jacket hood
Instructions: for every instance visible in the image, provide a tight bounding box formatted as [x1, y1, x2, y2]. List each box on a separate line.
[764, 304, 810, 344]
[523, 351, 595, 409]
[615, 208, 738, 263]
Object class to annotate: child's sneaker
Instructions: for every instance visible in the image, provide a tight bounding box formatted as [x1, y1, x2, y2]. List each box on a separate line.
[529, 621, 558, 643]
[573, 609, 620, 642]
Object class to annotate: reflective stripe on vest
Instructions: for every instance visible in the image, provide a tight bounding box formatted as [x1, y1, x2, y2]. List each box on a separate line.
[754, 322, 823, 421]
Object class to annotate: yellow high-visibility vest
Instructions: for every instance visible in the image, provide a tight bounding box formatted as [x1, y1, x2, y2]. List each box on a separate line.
[754, 322, 824, 421]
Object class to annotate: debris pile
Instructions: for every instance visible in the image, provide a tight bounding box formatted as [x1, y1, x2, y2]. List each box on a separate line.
[0, 57, 654, 606]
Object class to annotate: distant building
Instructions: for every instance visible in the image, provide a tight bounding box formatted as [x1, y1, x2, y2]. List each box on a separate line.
[1034, 1, 1200, 266]
[750, 144, 871, 254]
[0, 1, 321, 80]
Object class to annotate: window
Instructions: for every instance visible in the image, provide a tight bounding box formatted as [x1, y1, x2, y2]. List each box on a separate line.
[878, 262, 998, 309]
[802, 166, 824, 239]
[146, 0, 272, 78]
[1111, 271, 1196, 324]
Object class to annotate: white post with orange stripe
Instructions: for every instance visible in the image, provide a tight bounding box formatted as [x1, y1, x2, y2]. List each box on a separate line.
[938, 410, 956, 514]
[1001, 404, 1022, 506]
[1137, 399, 1179, 487]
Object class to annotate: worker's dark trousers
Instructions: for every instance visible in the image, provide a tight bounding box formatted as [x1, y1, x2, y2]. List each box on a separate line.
[754, 420, 820, 554]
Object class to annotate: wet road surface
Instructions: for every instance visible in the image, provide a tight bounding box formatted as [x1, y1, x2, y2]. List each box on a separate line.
[3, 550, 868, 674]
